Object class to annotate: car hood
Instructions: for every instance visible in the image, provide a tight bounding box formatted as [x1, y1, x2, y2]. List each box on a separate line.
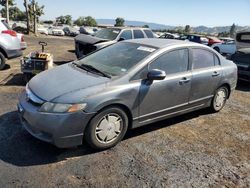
[75, 34, 109, 44]
[28, 63, 110, 102]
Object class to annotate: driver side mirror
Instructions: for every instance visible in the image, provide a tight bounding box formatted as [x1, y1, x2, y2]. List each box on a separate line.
[118, 37, 125, 42]
[147, 69, 166, 80]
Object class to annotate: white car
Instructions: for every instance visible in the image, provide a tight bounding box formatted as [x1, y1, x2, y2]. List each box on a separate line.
[211, 40, 236, 55]
[48, 27, 65, 36]
[38, 26, 49, 35]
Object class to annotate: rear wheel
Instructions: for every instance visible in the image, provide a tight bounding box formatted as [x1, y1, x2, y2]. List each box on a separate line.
[85, 107, 128, 150]
[0, 52, 6, 70]
[210, 86, 228, 112]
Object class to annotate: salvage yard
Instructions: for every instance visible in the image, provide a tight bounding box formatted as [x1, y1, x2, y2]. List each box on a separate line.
[0, 36, 249, 187]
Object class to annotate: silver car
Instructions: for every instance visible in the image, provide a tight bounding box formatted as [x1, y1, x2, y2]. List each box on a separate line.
[0, 18, 22, 70]
[18, 39, 237, 150]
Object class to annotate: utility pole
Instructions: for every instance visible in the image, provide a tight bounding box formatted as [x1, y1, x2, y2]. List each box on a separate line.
[24, 0, 30, 34]
[6, 0, 9, 23]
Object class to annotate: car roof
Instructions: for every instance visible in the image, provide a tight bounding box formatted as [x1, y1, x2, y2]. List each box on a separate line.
[124, 38, 204, 49]
[107, 27, 151, 30]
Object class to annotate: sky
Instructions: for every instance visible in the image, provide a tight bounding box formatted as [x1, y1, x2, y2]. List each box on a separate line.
[14, 0, 250, 27]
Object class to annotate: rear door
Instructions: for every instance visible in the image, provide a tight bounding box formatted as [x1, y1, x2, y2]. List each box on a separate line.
[189, 48, 222, 105]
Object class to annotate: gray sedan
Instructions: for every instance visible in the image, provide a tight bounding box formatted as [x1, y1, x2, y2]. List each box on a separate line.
[18, 39, 237, 150]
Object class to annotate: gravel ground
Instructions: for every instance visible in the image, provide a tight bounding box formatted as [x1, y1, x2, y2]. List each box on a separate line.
[0, 35, 249, 188]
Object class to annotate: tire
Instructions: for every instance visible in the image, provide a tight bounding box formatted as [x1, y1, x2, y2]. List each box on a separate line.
[0, 52, 6, 70]
[85, 107, 128, 150]
[210, 86, 228, 112]
[214, 47, 220, 53]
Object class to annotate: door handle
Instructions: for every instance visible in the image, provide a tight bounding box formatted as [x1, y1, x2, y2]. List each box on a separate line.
[212, 71, 220, 77]
[179, 77, 190, 84]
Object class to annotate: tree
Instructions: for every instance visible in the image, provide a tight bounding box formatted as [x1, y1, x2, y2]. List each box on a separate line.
[230, 23, 236, 38]
[0, 0, 15, 23]
[83, 16, 97, 27]
[115, 17, 125, 27]
[143, 24, 149, 28]
[1, 6, 26, 21]
[56, 15, 72, 25]
[74, 16, 85, 26]
[184, 25, 191, 33]
[23, 0, 29, 34]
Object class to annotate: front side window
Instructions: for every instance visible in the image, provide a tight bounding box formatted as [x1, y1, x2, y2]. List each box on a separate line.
[77, 42, 156, 77]
[192, 49, 215, 69]
[149, 49, 189, 75]
[119, 30, 132, 40]
[133, 30, 144, 39]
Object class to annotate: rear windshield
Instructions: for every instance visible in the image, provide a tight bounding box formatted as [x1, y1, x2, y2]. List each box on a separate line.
[76, 42, 157, 77]
[236, 32, 250, 43]
[94, 28, 121, 40]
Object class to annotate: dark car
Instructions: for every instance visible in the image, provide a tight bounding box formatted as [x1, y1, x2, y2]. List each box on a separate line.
[18, 39, 237, 150]
[183, 34, 208, 45]
[231, 31, 250, 81]
[74, 27, 155, 58]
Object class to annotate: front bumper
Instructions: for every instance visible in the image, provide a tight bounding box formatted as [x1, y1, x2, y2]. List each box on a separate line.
[18, 91, 95, 148]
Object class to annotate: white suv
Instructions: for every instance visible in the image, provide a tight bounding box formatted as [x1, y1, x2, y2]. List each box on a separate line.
[0, 19, 22, 70]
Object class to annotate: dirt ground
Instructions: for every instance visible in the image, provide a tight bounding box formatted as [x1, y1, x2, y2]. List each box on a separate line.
[0, 35, 249, 188]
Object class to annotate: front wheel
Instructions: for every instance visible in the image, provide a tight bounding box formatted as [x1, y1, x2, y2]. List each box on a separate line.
[84, 107, 128, 150]
[210, 86, 228, 112]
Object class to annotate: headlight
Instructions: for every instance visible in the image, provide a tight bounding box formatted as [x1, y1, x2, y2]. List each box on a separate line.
[39, 102, 87, 113]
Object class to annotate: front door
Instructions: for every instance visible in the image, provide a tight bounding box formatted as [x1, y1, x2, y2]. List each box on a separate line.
[138, 48, 191, 122]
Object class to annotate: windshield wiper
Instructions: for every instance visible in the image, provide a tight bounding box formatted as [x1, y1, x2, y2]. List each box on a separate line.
[73, 62, 111, 78]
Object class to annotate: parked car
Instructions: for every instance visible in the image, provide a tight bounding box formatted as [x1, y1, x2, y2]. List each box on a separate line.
[211, 40, 236, 55]
[75, 27, 155, 58]
[231, 30, 250, 81]
[207, 36, 222, 46]
[17, 33, 27, 50]
[48, 27, 65, 36]
[0, 18, 22, 70]
[18, 39, 237, 149]
[160, 32, 179, 39]
[63, 27, 80, 37]
[184, 34, 208, 45]
[79, 26, 98, 35]
[38, 26, 49, 35]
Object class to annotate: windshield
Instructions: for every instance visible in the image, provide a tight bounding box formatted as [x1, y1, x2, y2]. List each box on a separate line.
[76, 42, 156, 77]
[94, 28, 121, 40]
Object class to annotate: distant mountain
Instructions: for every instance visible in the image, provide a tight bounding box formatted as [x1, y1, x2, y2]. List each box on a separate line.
[96, 19, 174, 30]
[96, 19, 250, 34]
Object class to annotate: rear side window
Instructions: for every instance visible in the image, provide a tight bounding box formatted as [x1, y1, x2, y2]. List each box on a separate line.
[133, 30, 144, 39]
[119, 30, 132, 40]
[192, 49, 215, 69]
[150, 49, 189, 75]
[143, 30, 154, 38]
[214, 55, 220, 66]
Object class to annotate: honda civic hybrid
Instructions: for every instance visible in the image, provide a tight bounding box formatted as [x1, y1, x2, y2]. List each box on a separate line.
[18, 39, 237, 150]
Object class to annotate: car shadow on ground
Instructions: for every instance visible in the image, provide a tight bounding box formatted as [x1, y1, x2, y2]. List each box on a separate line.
[0, 64, 11, 71]
[1, 73, 26, 86]
[236, 81, 250, 92]
[0, 109, 210, 167]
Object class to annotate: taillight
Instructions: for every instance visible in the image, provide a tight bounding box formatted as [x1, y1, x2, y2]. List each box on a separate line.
[2, 30, 17, 37]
